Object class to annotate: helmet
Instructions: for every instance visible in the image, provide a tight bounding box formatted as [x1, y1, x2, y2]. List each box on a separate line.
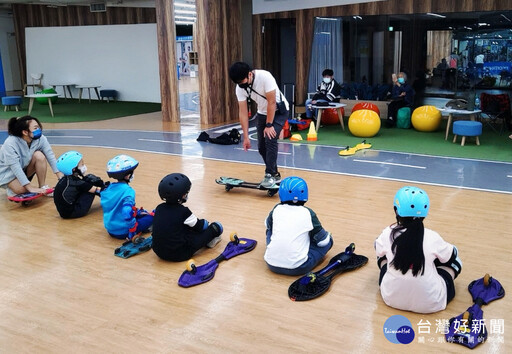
[106, 154, 139, 180]
[158, 173, 191, 203]
[56, 150, 83, 176]
[279, 176, 308, 203]
[394, 186, 430, 218]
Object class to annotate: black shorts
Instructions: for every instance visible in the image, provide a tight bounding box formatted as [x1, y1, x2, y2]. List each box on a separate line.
[23, 167, 35, 182]
[437, 268, 456, 303]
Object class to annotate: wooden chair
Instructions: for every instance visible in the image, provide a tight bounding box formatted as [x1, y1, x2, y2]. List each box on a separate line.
[23, 73, 44, 95]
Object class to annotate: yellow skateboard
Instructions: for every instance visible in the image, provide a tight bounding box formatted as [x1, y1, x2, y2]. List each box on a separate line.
[338, 140, 372, 156]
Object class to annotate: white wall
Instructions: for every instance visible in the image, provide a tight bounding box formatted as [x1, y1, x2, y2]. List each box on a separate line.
[26, 23, 160, 102]
[253, 0, 385, 14]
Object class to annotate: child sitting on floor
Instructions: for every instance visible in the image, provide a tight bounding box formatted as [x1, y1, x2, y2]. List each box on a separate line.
[54, 150, 104, 219]
[264, 176, 333, 276]
[375, 186, 462, 313]
[151, 173, 223, 261]
[100, 154, 153, 240]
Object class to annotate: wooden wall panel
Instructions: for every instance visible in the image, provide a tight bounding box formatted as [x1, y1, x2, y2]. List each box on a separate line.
[196, 0, 242, 126]
[155, 0, 180, 123]
[253, 0, 512, 105]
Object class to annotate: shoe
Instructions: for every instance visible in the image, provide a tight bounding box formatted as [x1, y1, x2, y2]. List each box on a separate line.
[206, 236, 222, 248]
[40, 185, 54, 197]
[260, 173, 276, 188]
[272, 172, 281, 184]
[206, 222, 223, 248]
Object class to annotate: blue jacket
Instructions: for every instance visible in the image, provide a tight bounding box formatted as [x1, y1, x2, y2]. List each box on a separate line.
[100, 182, 136, 235]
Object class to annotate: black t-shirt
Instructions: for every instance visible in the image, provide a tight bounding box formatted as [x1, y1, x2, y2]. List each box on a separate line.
[54, 175, 93, 217]
[152, 202, 194, 254]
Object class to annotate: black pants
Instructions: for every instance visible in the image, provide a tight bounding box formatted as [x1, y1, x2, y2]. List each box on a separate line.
[256, 111, 287, 175]
[387, 99, 408, 122]
[62, 193, 96, 219]
[153, 224, 220, 262]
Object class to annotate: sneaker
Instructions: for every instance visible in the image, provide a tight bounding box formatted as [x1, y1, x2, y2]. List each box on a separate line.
[260, 173, 276, 188]
[206, 222, 223, 248]
[272, 172, 281, 184]
[40, 185, 54, 197]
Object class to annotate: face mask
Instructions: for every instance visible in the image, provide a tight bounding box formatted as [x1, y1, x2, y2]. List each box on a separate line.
[323, 77, 332, 84]
[398, 78, 405, 84]
[32, 128, 42, 140]
[78, 165, 87, 175]
[238, 82, 250, 89]
[129, 173, 134, 183]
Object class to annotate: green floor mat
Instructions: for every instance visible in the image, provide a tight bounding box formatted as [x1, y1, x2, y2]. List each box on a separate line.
[284, 118, 512, 162]
[0, 98, 161, 123]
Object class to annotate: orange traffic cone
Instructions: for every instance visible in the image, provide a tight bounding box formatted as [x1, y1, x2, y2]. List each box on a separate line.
[307, 121, 317, 141]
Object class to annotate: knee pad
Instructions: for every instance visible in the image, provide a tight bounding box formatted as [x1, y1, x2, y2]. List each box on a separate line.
[435, 246, 462, 279]
[210, 222, 223, 236]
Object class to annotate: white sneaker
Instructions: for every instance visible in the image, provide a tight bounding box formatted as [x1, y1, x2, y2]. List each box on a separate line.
[260, 173, 276, 188]
[206, 236, 222, 248]
[41, 185, 54, 197]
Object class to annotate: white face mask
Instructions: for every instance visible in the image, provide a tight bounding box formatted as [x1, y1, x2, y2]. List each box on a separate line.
[78, 165, 87, 175]
[323, 77, 332, 84]
[129, 173, 134, 182]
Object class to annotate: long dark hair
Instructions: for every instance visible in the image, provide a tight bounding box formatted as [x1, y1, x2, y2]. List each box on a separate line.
[8, 116, 43, 137]
[389, 213, 425, 276]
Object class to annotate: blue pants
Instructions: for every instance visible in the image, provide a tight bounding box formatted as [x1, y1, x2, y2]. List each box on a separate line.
[265, 233, 333, 276]
[256, 111, 287, 175]
[305, 99, 328, 118]
[109, 214, 154, 240]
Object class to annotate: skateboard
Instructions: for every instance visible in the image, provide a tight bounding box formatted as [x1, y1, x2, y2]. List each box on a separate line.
[216, 176, 279, 197]
[288, 243, 368, 301]
[338, 140, 372, 156]
[114, 236, 153, 258]
[178, 232, 257, 288]
[7, 188, 54, 206]
[446, 274, 505, 349]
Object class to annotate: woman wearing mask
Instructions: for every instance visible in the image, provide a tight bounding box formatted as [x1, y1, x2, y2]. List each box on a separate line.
[386, 72, 415, 127]
[0, 115, 62, 198]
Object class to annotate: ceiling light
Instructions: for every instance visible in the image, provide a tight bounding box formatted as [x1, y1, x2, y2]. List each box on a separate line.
[426, 12, 446, 18]
[175, 21, 195, 25]
[174, 2, 196, 9]
[175, 15, 196, 20]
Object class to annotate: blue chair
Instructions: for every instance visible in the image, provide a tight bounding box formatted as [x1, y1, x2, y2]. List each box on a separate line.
[452, 121, 482, 146]
[2, 96, 23, 112]
[100, 89, 118, 103]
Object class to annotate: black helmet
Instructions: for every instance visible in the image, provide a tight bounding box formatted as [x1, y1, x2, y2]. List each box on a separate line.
[158, 173, 191, 203]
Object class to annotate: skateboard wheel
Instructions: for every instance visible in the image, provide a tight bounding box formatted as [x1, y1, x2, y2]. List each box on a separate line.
[229, 232, 239, 243]
[483, 273, 491, 286]
[186, 259, 196, 273]
[225, 186, 232, 192]
[462, 311, 469, 321]
[267, 190, 277, 197]
[114, 247, 121, 253]
[123, 250, 130, 257]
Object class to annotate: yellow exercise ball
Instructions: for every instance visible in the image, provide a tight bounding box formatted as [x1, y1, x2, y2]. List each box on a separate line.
[348, 109, 381, 138]
[411, 105, 442, 132]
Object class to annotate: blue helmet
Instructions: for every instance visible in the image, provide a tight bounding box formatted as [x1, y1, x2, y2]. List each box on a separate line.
[56, 150, 83, 176]
[394, 186, 430, 218]
[106, 154, 139, 180]
[279, 176, 308, 203]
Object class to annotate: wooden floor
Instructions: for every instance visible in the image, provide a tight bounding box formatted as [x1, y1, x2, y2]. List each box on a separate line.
[0, 111, 511, 352]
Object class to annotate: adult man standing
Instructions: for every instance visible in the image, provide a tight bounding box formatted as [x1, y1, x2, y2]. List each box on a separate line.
[229, 62, 289, 188]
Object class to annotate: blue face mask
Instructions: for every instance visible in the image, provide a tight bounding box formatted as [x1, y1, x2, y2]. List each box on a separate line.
[323, 77, 332, 84]
[32, 128, 42, 140]
[398, 78, 405, 84]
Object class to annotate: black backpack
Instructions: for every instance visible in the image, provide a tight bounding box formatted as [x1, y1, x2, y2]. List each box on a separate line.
[197, 128, 241, 145]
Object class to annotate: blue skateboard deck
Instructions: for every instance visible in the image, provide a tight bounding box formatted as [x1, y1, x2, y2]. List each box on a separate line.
[114, 236, 153, 258]
[178, 233, 257, 287]
[215, 176, 279, 197]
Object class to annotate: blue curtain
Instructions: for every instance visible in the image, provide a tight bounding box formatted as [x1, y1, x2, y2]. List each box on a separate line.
[307, 17, 343, 95]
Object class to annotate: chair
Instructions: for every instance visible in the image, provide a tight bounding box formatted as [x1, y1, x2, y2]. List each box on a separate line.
[479, 93, 511, 134]
[23, 73, 44, 95]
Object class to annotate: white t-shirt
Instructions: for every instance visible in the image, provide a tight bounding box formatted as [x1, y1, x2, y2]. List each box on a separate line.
[375, 226, 454, 313]
[235, 69, 289, 115]
[264, 204, 316, 269]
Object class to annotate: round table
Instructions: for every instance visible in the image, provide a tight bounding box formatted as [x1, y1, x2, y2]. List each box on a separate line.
[310, 102, 347, 132]
[25, 93, 60, 117]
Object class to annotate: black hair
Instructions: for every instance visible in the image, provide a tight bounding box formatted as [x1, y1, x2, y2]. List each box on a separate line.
[229, 62, 252, 83]
[389, 213, 425, 277]
[8, 116, 43, 137]
[281, 200, 306, 206]
[322, 69, 334, 76]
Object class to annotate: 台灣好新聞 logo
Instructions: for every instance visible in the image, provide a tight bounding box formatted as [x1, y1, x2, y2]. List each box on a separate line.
[383, 315, 415, 344]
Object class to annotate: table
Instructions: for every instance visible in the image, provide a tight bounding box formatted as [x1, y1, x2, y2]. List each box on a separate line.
[310, 102, 347, 132]
[75, 85, 101, 103]
[51, 84, 75, 99]
[25, 93, 60, 117]
[439, 108, 482, 140]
